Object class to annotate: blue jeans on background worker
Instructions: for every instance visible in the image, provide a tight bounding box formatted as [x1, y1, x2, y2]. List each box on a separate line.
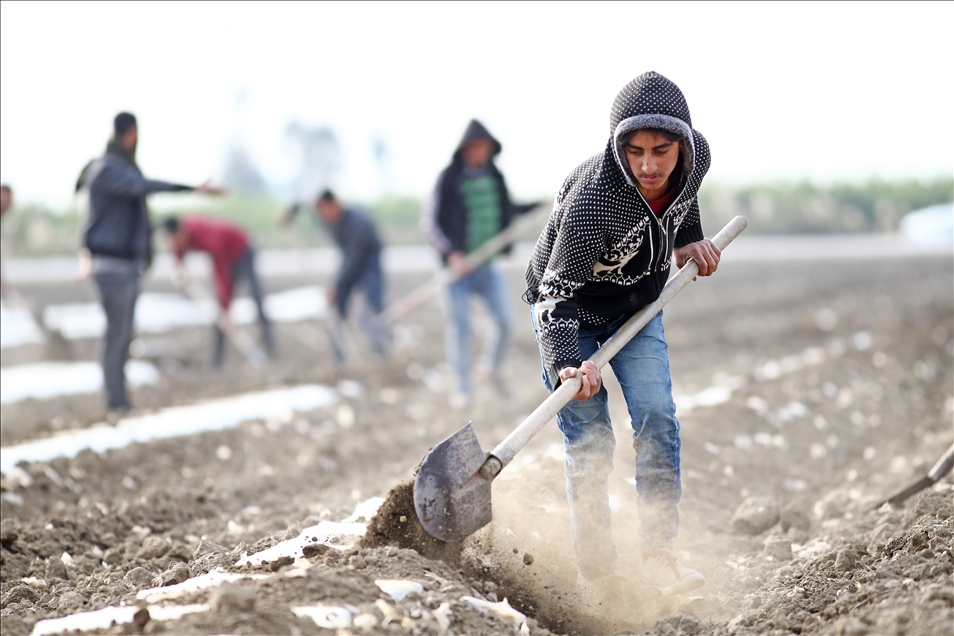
[445, 262, 512, 403]
[334, 251, 389, 357]
[531, 308, 682, 580]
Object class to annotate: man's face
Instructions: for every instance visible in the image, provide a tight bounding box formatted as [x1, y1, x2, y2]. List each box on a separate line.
[122, 125, 139, 151]
[623, 131, 681, 199]
[317, 200, 342, 224]
[0, 189, 10, 215]
[462, 138, 494, 168]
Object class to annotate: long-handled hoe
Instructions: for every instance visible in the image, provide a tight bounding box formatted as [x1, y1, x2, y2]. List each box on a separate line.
[869, 444, 954, 510]
[181, 281, 268, 367]
[383, 204, 550, 325]
[413, 216, 749, 541]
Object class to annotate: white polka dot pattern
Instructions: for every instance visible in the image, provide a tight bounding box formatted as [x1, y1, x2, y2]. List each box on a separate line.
[525, 72, 711, 383]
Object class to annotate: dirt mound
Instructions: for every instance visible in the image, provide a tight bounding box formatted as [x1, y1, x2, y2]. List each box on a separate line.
[360, 481, 464, 564]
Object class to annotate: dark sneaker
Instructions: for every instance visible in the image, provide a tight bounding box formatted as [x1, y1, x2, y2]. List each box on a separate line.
[640, 549, 705, 596]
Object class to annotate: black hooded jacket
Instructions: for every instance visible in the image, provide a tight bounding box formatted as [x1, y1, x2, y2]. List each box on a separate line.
[422, 120, 536, 262]
[525, 72, 711, 384]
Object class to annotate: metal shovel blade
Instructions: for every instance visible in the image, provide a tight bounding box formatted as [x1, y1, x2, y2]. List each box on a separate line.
[413, 422, 492, 541]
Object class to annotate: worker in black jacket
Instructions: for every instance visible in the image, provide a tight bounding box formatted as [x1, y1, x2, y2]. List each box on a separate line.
[77, 112, 222, 414]
[525, 72, 720, 600]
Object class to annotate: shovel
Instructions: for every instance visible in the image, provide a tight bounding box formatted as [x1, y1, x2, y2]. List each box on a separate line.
[414, 215, 749, 541]
[868, 444, 954, 510]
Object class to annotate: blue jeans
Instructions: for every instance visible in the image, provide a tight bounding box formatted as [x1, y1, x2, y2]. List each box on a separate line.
[532, 308, 681, 579]
[335, 252, 389, 357]
[445, 263, 512, 397]
[335, 252, 384, 317]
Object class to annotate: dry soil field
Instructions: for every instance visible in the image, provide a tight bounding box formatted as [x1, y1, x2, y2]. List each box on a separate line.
[1, 251, 952, 636]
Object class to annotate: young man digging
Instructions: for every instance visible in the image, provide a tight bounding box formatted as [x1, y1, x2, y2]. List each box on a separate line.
[524, 71, 720, 599]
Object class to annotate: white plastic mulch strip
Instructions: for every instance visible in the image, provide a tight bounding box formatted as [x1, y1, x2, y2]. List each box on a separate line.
[376, 579, 424, 601]
[31, 604, 208, 636]
[37, 287, 329, 343]
[235, 522, 369, 567]
[292, 604, 356, 629]
[0, 287, 328, 348]
[342, 496, 385, 522]
[462, 596, 529, 633]
[137, 570, 270, 603]
[234, 497, 384, 567]
[0, 384, 338, 473]
[0, 302, 45, 348]
[0, 360, 159, 405]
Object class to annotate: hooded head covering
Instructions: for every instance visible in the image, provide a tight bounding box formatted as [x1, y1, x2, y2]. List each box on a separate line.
[453, 119, 502, 162]
[608, 72, 696, 188]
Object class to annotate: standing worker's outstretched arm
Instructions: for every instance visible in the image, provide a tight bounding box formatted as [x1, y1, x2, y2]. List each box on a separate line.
[95, 161, 223, 198]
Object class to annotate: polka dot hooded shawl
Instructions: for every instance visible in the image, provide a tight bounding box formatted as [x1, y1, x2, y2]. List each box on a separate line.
[524, 71, 711, 385]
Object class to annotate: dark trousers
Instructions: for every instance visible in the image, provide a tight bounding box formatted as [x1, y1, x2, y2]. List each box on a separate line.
[335, 252, 389, 356]
[213, 249, 274, 367]
[334, 252, 384, 317]
[93, 270, 139, 410]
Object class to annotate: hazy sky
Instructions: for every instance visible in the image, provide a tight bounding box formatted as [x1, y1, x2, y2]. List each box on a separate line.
[1, 1, 951, 207]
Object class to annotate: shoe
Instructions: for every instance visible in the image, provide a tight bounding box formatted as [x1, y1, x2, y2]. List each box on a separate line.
[105, 408, 130, 426]
[639, 549, 705, 597]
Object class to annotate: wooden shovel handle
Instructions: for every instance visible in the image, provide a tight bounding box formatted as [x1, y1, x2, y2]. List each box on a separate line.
[481, 215, 748, 477]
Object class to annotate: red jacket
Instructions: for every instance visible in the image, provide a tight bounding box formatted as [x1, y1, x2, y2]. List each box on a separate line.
[174, 217, 250, 309]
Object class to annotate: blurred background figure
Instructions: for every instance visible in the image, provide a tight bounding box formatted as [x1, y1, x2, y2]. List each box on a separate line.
[281, 189, 390, 357]
[76, 112, 223, 416]
[161, 215, 274, 368]
[422, 119, 540, 409]
[1, 184, 13, 298]
[0, 184, 11, 215]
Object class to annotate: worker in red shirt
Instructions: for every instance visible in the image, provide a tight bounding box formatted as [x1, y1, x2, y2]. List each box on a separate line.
[161, 215, 275, 367]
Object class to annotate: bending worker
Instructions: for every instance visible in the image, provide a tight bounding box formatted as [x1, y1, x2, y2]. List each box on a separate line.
[161, 215, 274, 367]
[282, 190, 389, 357]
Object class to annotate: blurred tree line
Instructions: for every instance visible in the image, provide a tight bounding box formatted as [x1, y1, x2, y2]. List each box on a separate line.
[698, 176, 953, 235]
[1, 177, 950, 256]
[0, 193, 425, 256]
